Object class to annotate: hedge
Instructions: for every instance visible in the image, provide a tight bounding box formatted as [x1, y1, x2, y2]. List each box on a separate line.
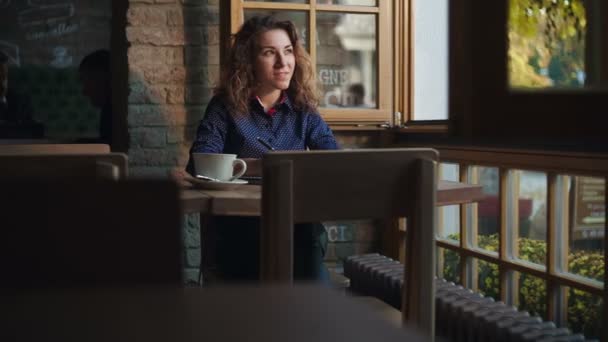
[442, 234, 604, 339]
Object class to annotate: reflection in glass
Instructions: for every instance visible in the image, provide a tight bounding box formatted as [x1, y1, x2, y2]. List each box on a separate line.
[244, 10, 309, 49]
[564, 286, 603, 339]
[316, 12, 377, 108]
[565, 176, 605, 281]
[439, 163, 460, 241]
[511, 170, 547, 266]
[317, 0, 376, 5]
[508, 0, 589, 88]
[248, 0, 308, 3]
[468, 166, 499, 253]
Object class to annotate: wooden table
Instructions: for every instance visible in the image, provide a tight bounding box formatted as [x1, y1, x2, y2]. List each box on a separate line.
[3, 285, 427, 342]
[181, 180, 485, 215]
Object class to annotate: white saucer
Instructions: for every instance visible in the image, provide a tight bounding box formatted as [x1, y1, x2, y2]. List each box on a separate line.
[191, 178, 248, 190]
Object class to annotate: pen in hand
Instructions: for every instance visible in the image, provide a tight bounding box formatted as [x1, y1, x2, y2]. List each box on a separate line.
[256, 137, 275, 151]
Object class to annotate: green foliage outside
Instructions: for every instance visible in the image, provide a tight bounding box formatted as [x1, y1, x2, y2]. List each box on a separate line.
[443, 234, 604, 339]
[509, 0, 587, 87]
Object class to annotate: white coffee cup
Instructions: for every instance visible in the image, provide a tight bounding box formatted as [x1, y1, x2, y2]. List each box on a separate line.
[192, 153, 247, 182]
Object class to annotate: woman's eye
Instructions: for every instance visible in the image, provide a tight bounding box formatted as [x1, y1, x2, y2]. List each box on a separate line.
[285, 49, 293, 55]
[263, 50, 274, 56]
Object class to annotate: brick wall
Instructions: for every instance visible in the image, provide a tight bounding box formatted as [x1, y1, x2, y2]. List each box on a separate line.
[126, 0, 219, 284]
[125, 1, 383, 284]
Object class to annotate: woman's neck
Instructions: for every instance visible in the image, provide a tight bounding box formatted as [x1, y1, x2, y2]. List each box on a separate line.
[255, 89, 282, 112]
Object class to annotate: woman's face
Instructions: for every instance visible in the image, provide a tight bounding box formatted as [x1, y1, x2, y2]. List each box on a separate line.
[254, 29, 295, 94]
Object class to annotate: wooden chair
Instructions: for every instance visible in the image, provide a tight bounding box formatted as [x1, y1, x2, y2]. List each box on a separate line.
[0, 143, 111, 155]
[0, 179, 183, 288]
[261, 148, 438, 339]
[0, 153, 128, 180]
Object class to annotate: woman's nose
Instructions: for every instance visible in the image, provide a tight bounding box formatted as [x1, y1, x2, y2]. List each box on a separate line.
[274, 53, 285, 68]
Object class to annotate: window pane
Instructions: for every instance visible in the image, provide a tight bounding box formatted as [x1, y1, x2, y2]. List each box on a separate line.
[439, 163, 460, 241]
[318, 0, 377, 5]
[413, 0, 448, 120]
[564, 286, 603, 340]
[508, 0, 602, 89]
[513, 271, 547, 320]
[512, 170, 547, 266]
[317, 12, 377, 108]
[244, 10, 309, 49]
[438, 247, 461, 284]
[566, 176, 605, 282]
[248, 0, 308, 3]
[468, 166, 499, 253]
[474, 257, 500, 300]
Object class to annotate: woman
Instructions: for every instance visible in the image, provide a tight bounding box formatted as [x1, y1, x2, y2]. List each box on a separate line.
[186, 16, 339, 282]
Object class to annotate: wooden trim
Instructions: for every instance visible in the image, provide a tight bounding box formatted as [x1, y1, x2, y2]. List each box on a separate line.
[242, 2, 310, 11]
[231, 0, 243, 34]
[406, 0, 414, 123]
[436, 147, 608, 177]
[309, 0, 316, 77]
[396, 124, 448, 133]
[392, 0, 403, 125]
[260, 159, 294, 282]
[499, 167, 509, 303]
[459, 164, 469, 285]
[546, 172, 557, 323]
[377, 0, 392, 119]
[436, 240, 604, 296]
[315, 4, 379, 13]
[321, 108, 392, 122]
[403, 158, 436, 339]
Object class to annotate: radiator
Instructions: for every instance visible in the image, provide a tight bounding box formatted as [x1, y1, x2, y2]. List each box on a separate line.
[344, 254, 590, 342]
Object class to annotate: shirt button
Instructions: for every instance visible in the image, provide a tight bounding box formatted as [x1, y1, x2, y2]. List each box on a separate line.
[265, 124, 270, 128]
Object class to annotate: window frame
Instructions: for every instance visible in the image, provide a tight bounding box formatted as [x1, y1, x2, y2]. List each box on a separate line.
[223, 0, 394, 126]
[449, 0, 608, 143]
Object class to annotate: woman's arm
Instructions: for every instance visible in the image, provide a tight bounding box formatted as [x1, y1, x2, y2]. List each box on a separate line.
[306, 112, 339, 150]
[186, 97, 230, 175]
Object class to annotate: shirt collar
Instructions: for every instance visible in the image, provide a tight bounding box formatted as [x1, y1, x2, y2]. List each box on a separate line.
[252, 92, 289, 117]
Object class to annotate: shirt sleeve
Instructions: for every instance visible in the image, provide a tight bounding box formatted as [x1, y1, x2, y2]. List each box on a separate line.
[186, 96, 230, 175]
[306, 112, 339, 150]
[190, 96, 230, 154]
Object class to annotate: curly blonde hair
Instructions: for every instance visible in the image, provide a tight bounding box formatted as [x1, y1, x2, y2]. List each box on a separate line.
[216, 16, 318, 116]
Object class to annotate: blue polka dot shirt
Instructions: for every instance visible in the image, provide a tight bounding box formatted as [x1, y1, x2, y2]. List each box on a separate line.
[186, 94, 339, 174]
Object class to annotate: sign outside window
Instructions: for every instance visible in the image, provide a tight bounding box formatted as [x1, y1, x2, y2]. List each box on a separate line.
[571, 176, 605, 240]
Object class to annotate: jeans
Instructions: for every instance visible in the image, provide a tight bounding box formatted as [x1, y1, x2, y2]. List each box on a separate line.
[213, 216, 328, 283]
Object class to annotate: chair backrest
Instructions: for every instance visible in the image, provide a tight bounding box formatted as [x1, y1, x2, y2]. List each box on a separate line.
[0, 143, 110, 155]
[0, 179, 182, 288]
[0, 152, 128, 180]
[261, 148, 438, 339]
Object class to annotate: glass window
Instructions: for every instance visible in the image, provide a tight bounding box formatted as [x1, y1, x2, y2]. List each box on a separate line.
[564, 286, 604, 339]
[511, 170, 547, 266]
[244, 10, 309, 49]
[508, 0, 599, 89]
[413, 0, 448, 120]
[319, 0, 377, 5]
[316, 12, 376, 108]
[566, 176, 605, 281]
[468, 166, 500, 253]
[514, 271, 547, 320]
[439, 163, 460, 241]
